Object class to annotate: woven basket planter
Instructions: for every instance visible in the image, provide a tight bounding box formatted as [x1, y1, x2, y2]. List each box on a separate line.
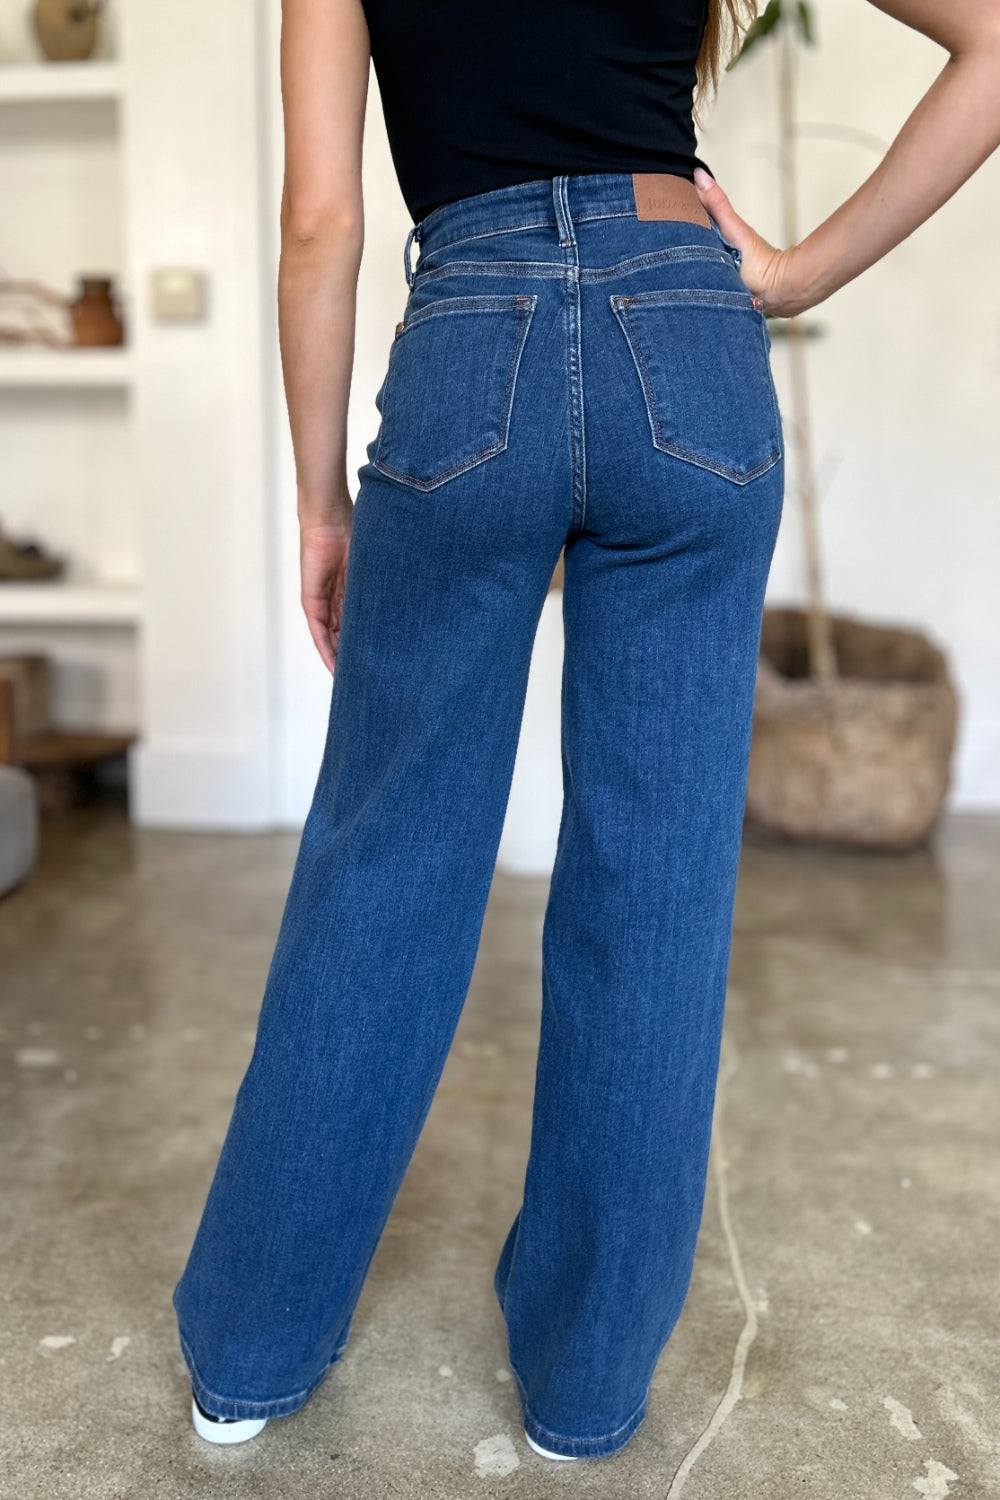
[745, 608, 959, 851]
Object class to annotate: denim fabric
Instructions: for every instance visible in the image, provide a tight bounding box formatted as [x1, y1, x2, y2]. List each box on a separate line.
[173, 172, 784, 1459]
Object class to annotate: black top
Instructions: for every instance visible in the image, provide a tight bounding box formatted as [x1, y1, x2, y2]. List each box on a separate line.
[360, 0, 712, 223]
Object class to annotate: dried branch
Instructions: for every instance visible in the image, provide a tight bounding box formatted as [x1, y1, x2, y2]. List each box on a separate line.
[0, 276, 70, 308]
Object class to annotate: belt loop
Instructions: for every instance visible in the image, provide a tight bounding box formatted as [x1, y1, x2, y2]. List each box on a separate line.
[708, 214, 743, 270]
[552, 175, 574, 248]
[403, 220, 422, 288]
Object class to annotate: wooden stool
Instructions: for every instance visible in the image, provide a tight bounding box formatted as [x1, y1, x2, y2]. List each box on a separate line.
[0, 654, 136, 814]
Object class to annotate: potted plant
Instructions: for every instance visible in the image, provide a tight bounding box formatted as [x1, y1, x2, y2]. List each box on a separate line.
[728, 1, 959, 849]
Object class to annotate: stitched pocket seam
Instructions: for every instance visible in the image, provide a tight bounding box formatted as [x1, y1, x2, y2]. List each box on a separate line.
[610, 293, 782, 486]
[374, 295, 537, 491]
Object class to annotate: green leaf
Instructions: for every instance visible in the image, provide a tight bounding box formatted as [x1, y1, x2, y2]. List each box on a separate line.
[797, 1, 817, 45]
[730, 0, 784, 68]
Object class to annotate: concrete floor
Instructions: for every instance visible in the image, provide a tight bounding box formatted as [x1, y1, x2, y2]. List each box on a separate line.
[1, 798, 998, 1499]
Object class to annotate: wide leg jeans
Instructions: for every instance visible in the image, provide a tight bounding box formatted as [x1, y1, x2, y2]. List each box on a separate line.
[173, 171, 785, 1459]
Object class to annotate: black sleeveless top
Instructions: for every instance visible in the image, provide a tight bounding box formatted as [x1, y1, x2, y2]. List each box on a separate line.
[360, 0, 712, 223]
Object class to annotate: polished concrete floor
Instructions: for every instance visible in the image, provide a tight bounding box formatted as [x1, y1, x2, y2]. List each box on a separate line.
[1, 797, 998, 1499]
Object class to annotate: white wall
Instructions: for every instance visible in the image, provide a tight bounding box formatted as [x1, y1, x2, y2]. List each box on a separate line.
[699, 0, 1000, 807]
[122, 0, 274, 825]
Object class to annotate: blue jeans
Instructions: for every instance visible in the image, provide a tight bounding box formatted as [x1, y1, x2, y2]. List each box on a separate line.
[173, 172, 784, 1459]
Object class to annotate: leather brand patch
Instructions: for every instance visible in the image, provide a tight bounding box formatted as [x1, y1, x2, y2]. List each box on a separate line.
[632, 172, 711, 228]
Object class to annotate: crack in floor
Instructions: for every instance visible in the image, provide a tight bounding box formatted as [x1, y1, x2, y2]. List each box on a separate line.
[665, 1036, 758, 1498]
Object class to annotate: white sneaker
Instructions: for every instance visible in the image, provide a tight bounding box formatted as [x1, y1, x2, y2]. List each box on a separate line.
[191, 1392, 268, 1445]
[525, 1429, 579, 1461]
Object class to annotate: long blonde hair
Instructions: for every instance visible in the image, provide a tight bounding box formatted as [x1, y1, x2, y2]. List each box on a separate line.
[695, 0, 760, 103]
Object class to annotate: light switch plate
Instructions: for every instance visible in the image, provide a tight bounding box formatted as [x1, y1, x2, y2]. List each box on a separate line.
[151, 268, 208, 322]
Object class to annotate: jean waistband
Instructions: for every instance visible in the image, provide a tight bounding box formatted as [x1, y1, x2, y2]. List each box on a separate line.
[403, 171, 735, 288]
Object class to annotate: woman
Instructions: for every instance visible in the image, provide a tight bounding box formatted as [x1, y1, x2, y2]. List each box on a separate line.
[173, 0, 1000, 1462]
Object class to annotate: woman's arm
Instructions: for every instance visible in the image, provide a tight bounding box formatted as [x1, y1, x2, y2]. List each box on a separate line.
[695, 0, 1000, 316]
[279, 0, 370, 672]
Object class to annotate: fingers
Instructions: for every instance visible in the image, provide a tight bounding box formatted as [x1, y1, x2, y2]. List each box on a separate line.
[300, 548, 348, 675]
[693, 167, 748, 248]
[303, 601, 338, 676]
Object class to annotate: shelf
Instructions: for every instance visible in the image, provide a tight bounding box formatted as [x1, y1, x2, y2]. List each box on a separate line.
[0, 61, 123, 104]
[0, 349, 132, 390]
[0, 583, 141, 627]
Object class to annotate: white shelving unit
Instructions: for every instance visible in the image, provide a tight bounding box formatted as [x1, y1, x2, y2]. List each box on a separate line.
[0, 44, 138, 729]
[0, 348, 133, 389]
[0, 60, 122, 103]
[0, 582, 140, 626]
[4, 3, 281, 827]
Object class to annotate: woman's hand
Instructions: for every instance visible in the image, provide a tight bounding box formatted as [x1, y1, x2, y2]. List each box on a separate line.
[695, 0, 1000, 319]
[694, 167, 811, 318]
[300, 497, 354, 674]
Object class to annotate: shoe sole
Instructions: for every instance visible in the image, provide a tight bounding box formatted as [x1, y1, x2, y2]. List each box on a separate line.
[191, 1396, 268, 1445]
[525, 1430, 579, 1461]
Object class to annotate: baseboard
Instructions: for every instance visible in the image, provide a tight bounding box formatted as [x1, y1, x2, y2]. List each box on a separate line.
[128, 739, 274, 829]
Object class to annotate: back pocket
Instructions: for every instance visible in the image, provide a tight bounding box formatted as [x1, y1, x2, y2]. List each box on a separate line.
[609, 288, 781, 485]
[373, 293, 537, 491]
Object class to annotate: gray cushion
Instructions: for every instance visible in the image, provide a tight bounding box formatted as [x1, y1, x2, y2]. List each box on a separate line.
[0, 765, 38, 897]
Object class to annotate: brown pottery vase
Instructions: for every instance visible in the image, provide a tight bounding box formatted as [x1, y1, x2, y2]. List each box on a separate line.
[33, 0, 103, 63]
[68, 277, 124, 347]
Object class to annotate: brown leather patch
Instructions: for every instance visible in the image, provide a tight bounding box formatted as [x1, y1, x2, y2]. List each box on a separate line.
[632, 172, 711, 228]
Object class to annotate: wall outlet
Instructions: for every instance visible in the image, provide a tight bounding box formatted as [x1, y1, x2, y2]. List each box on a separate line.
[151, 268, 208, 322]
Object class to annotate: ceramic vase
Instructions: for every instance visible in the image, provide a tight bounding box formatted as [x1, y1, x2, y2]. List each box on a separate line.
[68, 276, 124, 347]
[32, 0, 103, 63]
